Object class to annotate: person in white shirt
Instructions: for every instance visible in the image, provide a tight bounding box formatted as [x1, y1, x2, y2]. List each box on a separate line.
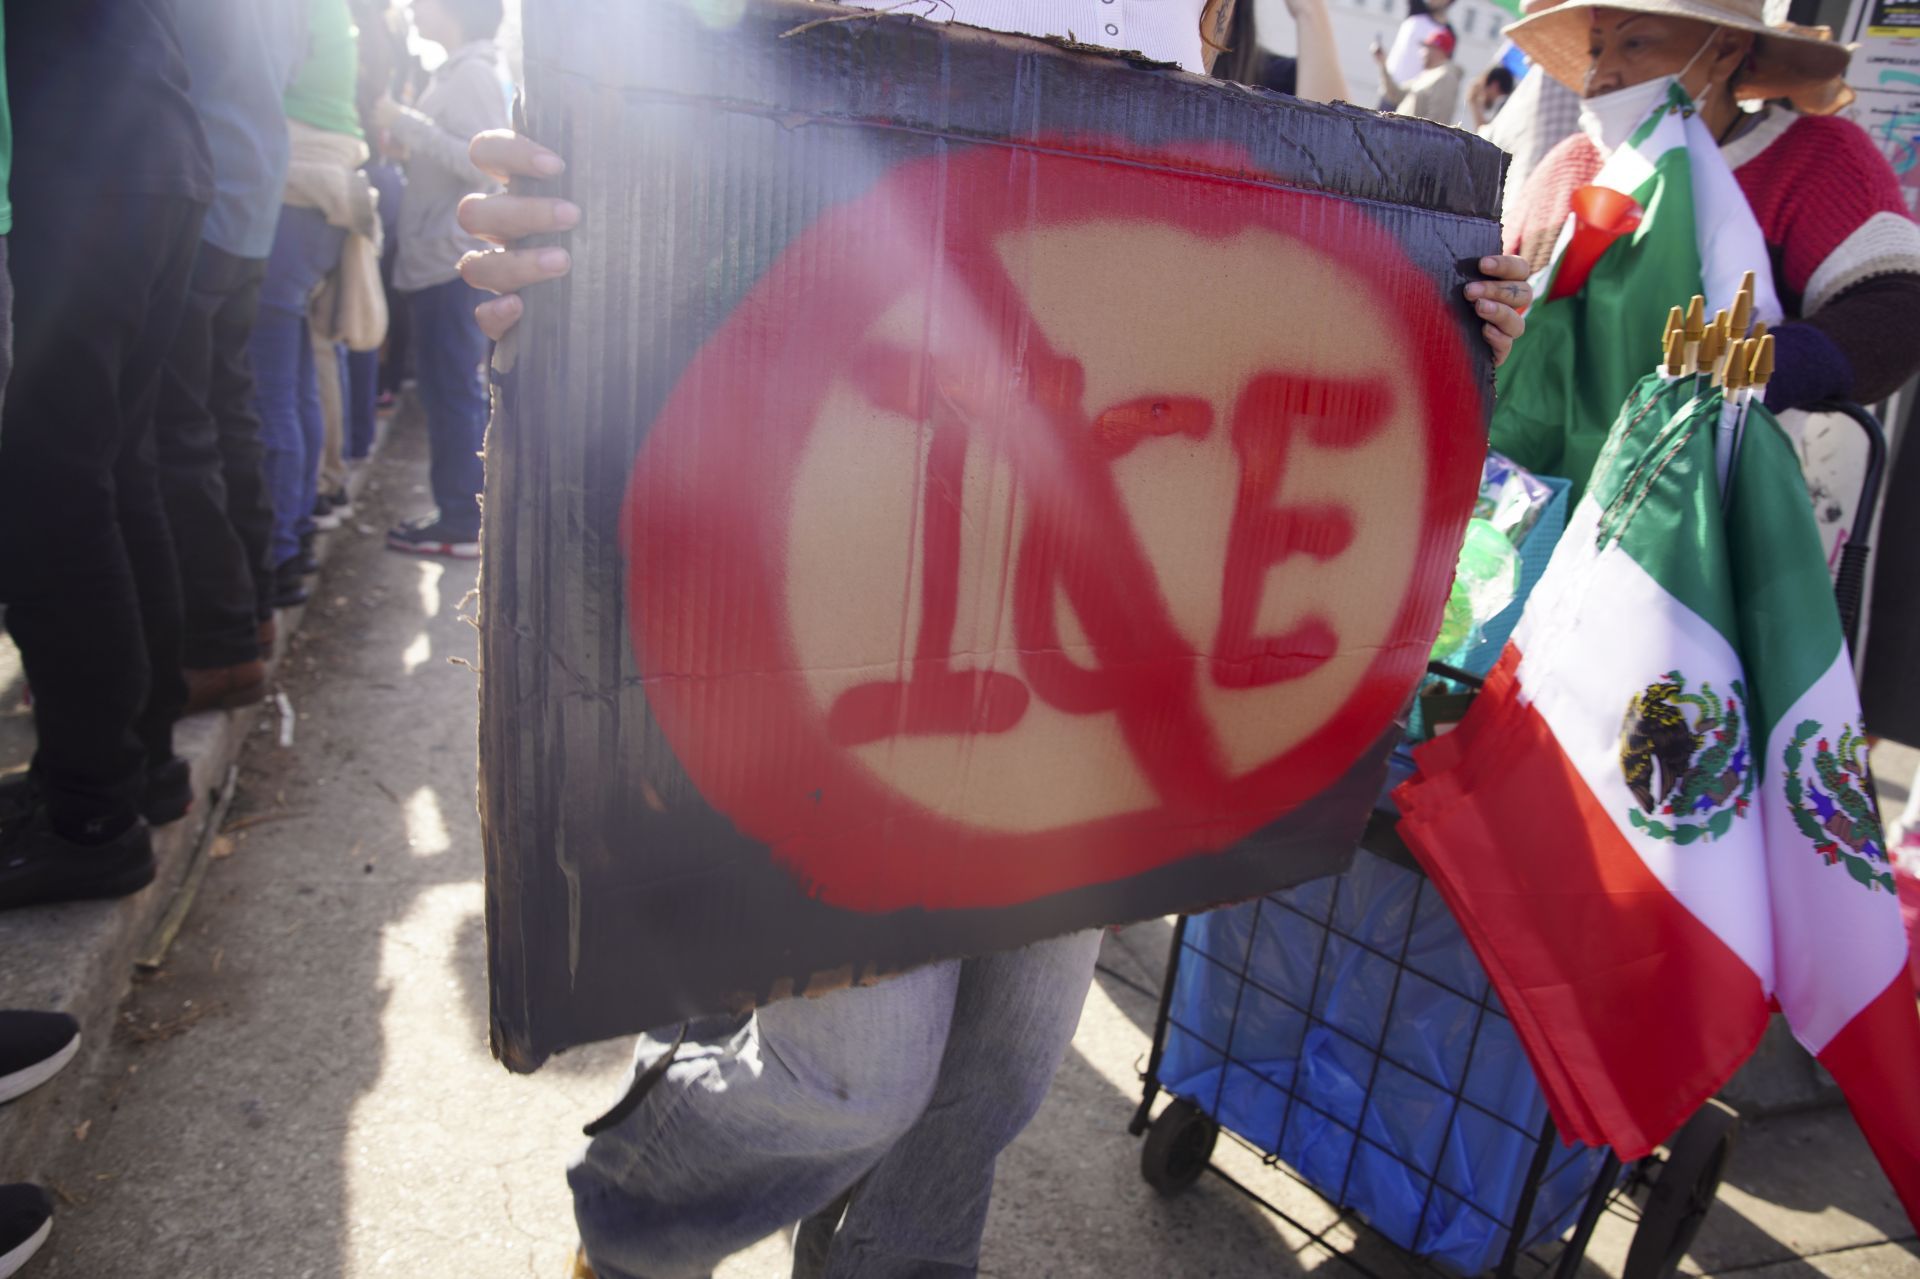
[458, 7, 1533, 1275]
[1379, 0, 1457, 107]
[1373, 25, 1465, 123]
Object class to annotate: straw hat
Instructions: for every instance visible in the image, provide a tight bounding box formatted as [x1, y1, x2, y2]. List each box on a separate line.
[1505, 0, 1853, 103]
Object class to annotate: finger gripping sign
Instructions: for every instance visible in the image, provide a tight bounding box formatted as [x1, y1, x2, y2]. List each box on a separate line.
[483, 0, 1504, 1071]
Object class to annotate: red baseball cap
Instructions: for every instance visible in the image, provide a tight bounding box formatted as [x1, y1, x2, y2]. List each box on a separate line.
[1424, 28, 1458, 56]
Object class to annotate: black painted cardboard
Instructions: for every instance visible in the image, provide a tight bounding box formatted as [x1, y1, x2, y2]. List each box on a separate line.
[481, 0, 1505, 1071]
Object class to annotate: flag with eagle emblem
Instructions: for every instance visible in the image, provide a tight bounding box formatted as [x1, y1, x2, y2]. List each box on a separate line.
[1395, 370, 1920, 1229]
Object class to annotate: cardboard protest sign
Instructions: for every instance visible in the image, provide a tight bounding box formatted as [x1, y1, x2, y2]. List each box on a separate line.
[481, 0, 1505, 1071]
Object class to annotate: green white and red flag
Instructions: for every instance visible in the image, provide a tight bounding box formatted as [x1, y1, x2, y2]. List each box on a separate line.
[1396, 376, 1920, 1226]
[1491, 82, 1781, 502]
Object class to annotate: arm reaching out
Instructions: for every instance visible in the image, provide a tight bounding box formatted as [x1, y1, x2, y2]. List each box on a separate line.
[1283, 0, 1352, 104]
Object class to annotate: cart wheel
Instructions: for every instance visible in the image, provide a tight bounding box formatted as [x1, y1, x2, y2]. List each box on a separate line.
[1141, 1098, 1219, 1197]
[1623, 1100, 1739, 1279]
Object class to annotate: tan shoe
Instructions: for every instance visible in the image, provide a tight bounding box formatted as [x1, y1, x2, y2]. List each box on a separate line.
[571, 1245, 597, 1278]
[181, 660, 268, 715]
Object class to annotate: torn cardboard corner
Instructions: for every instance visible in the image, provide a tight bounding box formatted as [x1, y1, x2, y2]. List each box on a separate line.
[792, 0, 1241, 73]
[480, 0, 1505, 1072]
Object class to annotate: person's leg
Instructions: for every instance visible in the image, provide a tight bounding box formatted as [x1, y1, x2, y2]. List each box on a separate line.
[346, 346, 380, 460]
[252, 205, 346, 585]
[206, 254, 276, 624]
[314, 328, 348, 499]
[294, 322, 323, 556]
[407, 277, 488, 533]
[116, 206, 203, 787]
[820, 931, 1100, 1278]
[250, 301, 311, 579]
[0, 236, 14, 409]
[117, 400, 190, 767]
[0, 193, 200, 846]
[155, 242, 267, 671]
[570, 961, 964, 1279]
[379, 262, 410, 401]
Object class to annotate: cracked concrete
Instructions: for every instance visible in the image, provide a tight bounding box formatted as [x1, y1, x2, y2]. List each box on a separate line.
[18, 420, 1920, 1279]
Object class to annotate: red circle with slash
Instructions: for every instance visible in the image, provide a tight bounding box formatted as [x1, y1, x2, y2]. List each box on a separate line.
[625, 141, 1485, 913]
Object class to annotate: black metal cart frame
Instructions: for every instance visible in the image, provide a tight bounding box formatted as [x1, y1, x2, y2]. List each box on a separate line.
[1129, 852, 1638, 1279]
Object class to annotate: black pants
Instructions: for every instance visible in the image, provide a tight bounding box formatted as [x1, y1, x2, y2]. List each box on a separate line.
[156, 241, 276, 666]
[0, 192, 205, 838]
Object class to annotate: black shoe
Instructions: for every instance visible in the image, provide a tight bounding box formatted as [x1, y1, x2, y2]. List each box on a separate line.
[311, 498, 343, 532]
[323, 487, 354, 519]
[0, 768, 186, 829]
[144, 757, 193, 827]
[386, 513, 480, 560]
[0, 812, 154, 911]
[271, 559, 310, 609]
[0, 1184, 52, 1278]
[0, 777, 28, 827]
[0, 1011, 80, 1104]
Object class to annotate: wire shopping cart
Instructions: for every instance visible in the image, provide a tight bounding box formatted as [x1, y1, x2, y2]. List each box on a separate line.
[1125, 400, 1888, 1279]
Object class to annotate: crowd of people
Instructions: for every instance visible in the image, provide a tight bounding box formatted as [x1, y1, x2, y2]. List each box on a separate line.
[0, 1, 507, 1263]
[0, 0, 507, 917]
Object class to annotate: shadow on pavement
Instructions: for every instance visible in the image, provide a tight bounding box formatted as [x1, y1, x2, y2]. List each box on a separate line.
[25, 421, 623, 1277]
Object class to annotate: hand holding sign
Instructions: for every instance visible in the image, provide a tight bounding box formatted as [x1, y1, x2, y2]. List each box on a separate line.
[478, 0, 1511, 1065]
[456, 132, 1531, 358]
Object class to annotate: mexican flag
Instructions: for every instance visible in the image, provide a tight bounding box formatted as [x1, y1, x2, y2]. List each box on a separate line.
[1491, 82, 1782, 503]
[1396, 377, 1920, 1225]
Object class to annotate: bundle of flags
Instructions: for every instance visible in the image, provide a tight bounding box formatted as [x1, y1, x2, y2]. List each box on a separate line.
[1396, 279, 1920, 1228]
[1490, 82, 1783, 503]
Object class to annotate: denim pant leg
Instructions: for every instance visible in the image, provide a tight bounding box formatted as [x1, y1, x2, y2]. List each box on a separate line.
[570, 960, 964, 1279]
[405, 277, 489, 532]
[253, 206, 345, 569]
[295, 326, 323, 543]
[823, 931, 1100, 1278]
[250, 305, 310, 569]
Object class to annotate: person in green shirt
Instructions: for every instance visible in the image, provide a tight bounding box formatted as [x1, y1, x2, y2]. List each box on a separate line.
[252, 0, 373, 610]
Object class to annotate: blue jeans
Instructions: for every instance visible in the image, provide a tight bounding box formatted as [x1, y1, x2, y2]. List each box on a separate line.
[404, 276, 489, 533]
[252, 205, 345, 568]
[570, 931, 1101, 1279]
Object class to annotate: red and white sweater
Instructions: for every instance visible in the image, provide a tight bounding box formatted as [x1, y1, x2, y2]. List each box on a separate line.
[1506, 109, 1920, 407]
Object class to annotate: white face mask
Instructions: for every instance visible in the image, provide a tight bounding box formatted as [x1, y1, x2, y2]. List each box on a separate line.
[1577, 34, 1715, 155]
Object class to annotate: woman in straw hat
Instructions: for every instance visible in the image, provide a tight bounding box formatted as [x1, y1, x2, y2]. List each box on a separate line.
[1502, 0, 1920, 412]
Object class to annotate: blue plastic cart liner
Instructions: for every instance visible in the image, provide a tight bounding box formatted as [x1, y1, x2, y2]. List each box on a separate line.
[1158, 848, 1613, 1275]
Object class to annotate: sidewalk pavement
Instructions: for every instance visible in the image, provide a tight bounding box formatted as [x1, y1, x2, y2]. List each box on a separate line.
[0, 408, 396, 1194]
[5, 422, 1919, 1278]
